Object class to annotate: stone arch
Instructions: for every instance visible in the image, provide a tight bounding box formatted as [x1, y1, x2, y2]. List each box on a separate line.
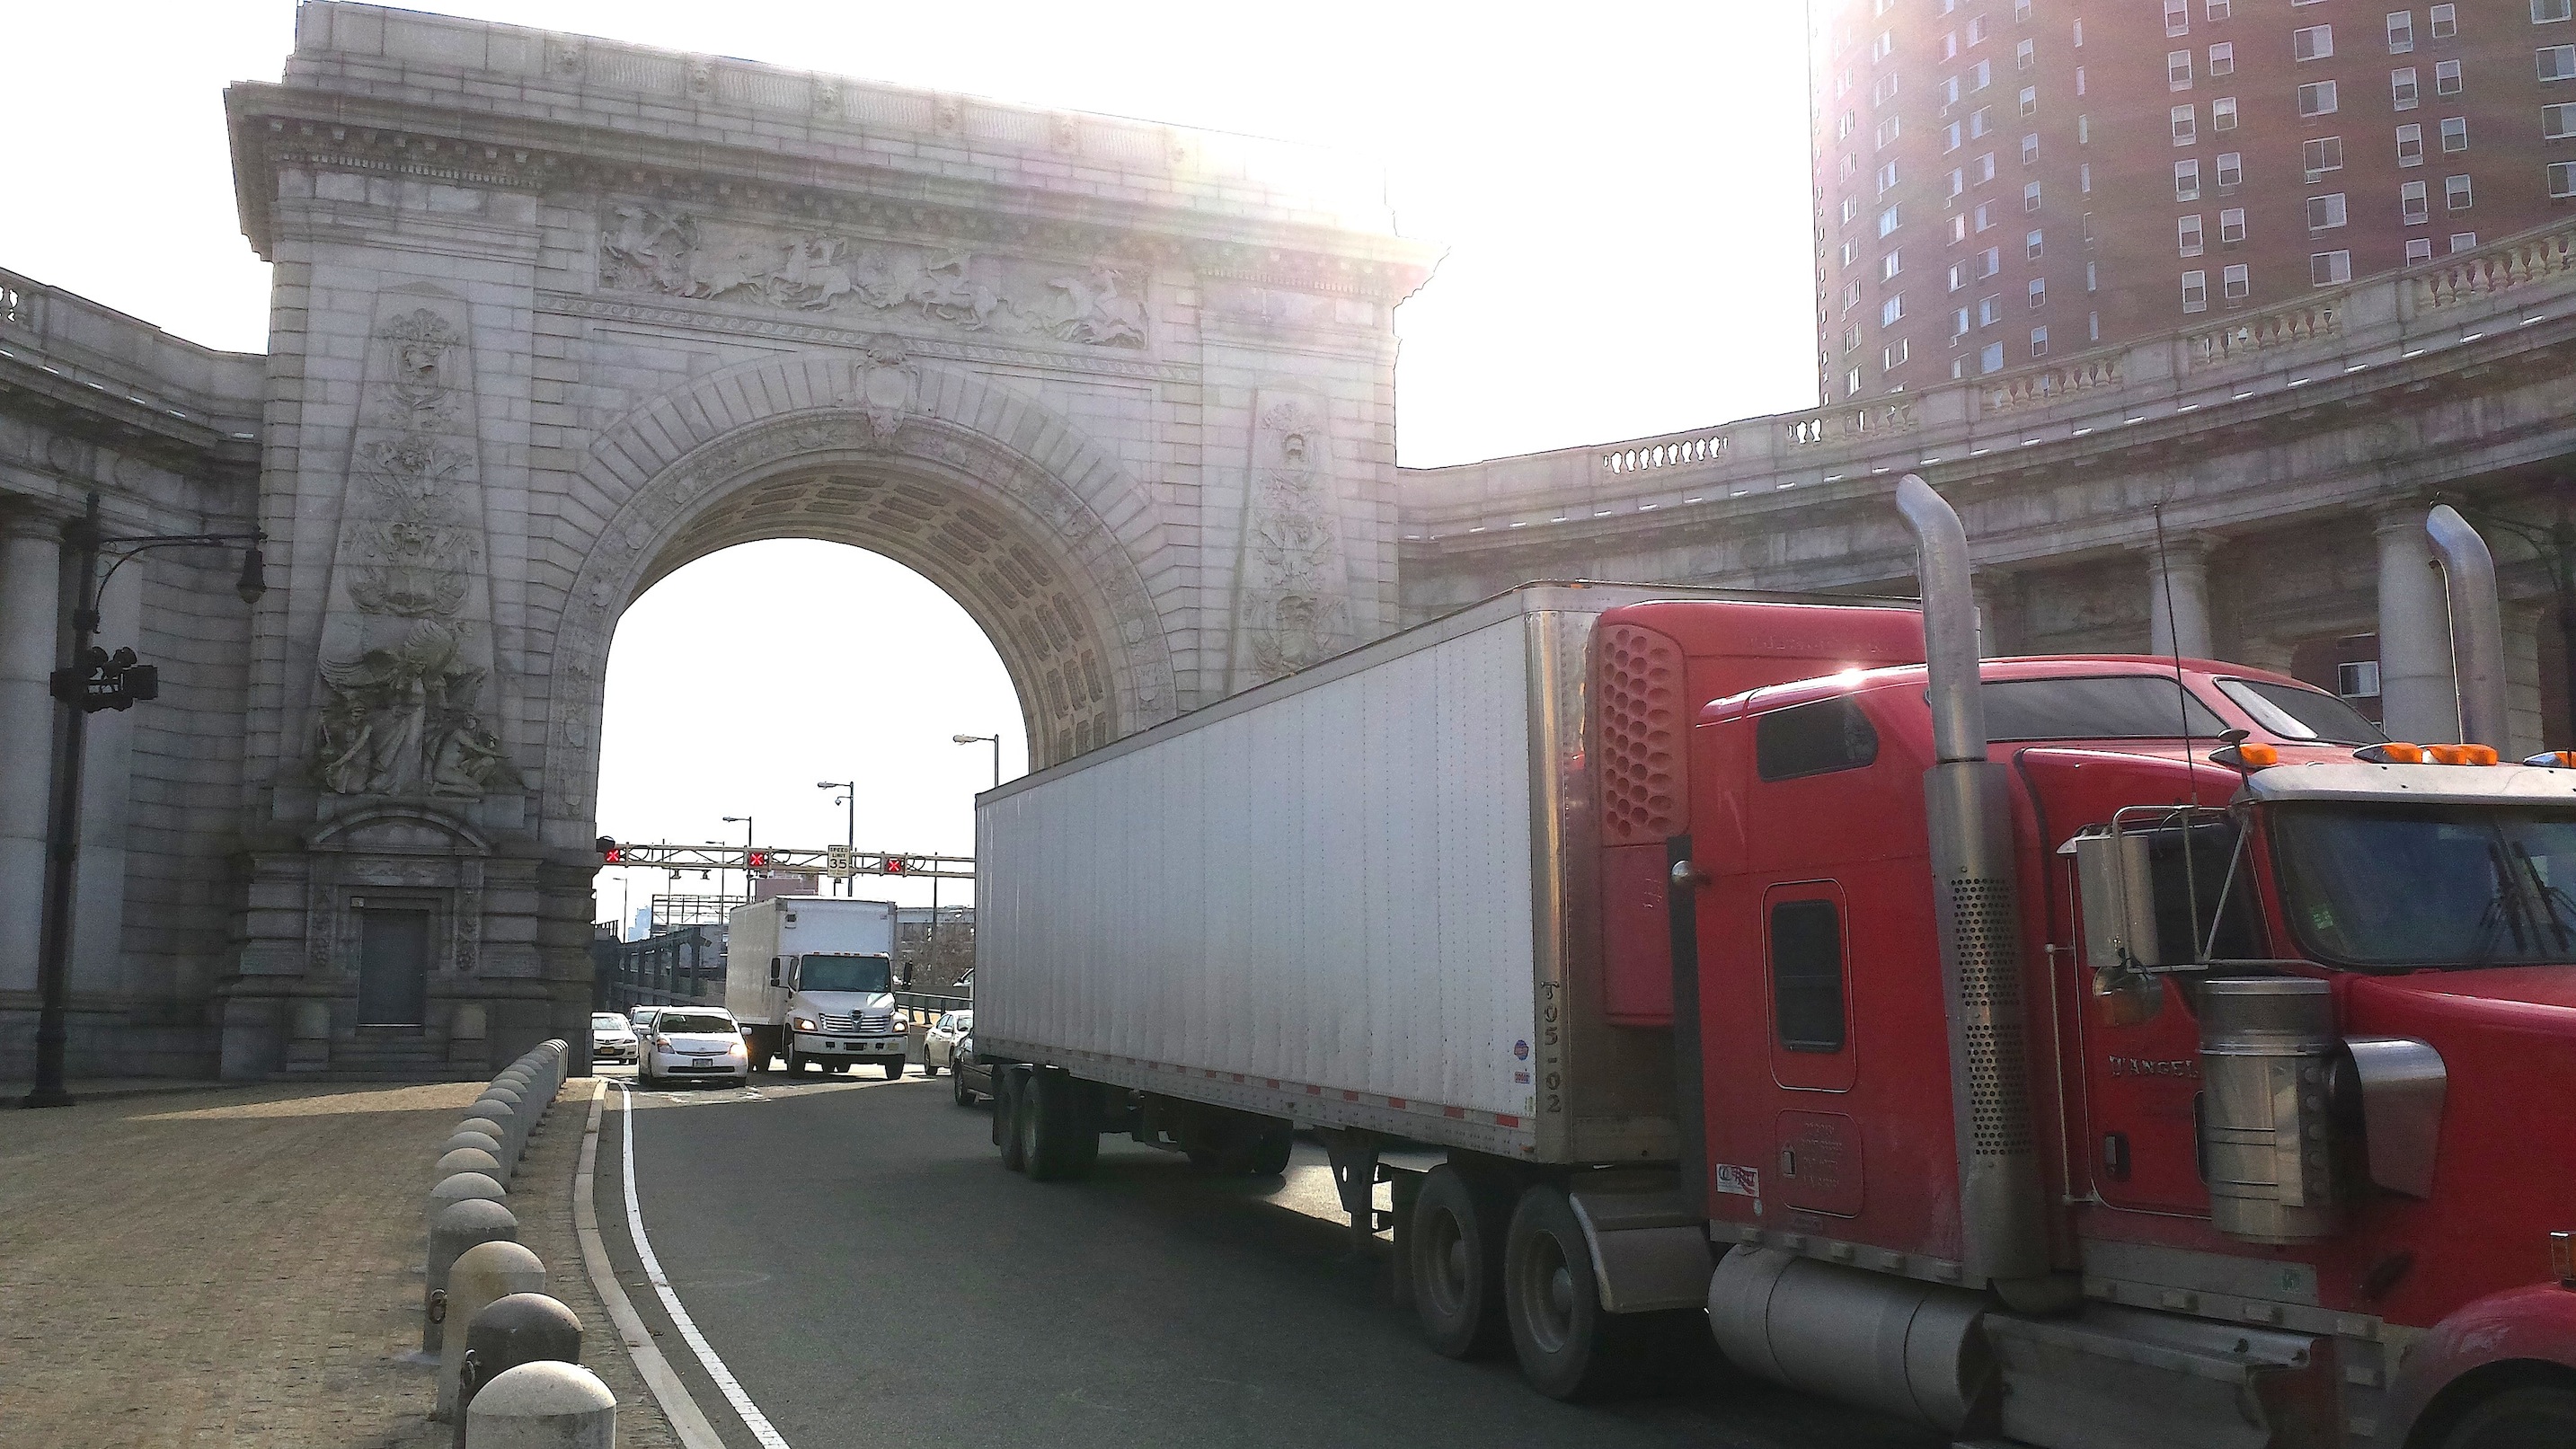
[536, 349, 1179, 840]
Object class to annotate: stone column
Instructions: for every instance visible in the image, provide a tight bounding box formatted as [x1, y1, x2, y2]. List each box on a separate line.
[1973, 572, 2014, 658]
[69, 556, 140, 1002]
[2505, 599, 2547, 763]
[2145, 537, 2214, 660]
[2376, 505, 2459, 743]
[0, 513, 62, 998]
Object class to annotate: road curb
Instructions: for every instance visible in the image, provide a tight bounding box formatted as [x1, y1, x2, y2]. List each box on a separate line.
[572, 1078, 729, 1449]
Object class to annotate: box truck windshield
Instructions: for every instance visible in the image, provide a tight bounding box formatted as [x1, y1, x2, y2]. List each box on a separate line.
[801, 954, 892, 993]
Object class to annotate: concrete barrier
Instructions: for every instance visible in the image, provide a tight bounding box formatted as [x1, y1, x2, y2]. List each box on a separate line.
[426, 1171, 507, 1238]
[424, 1197, 518, 1353]
[437, 1241, 548, 1422]
[456, 1293, 584, 1447]
[465, 1361, 615, 1449]
[434, 1145, 505, 1186]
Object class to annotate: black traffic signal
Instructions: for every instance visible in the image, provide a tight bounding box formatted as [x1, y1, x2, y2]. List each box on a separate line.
[596, 835, 622, 863]
[884, 856, 907, 875]
[747, 849, 770, 870]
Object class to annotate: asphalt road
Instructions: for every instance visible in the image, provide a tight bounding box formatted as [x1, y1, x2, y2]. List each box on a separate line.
[598, 1066, 1944, 1449]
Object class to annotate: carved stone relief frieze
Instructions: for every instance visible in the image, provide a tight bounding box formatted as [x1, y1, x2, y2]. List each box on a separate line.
[1226, 391, 1354, 690]
[598, 207, 1149, 349]
[308, 295, 518, 802]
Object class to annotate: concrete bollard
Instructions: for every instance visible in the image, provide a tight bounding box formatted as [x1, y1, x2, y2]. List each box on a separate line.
[456, 1293, 585, 1448]
[460, 1117, 517, 1180]
[436, 1145, 505, 1186]
[465, 1360, 615, 1449]
[425, 1197, 518, 1353]
[426, 1171, 508, 1239]
[476, 1091, 528, 1161]
[442, 1127, 504, 1161]
[437, 1241, 549, 1422]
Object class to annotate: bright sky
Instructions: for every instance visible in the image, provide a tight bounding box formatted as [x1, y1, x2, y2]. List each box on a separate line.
[4, 2, 1819, 929]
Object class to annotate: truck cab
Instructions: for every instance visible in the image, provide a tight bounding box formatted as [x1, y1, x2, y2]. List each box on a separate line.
[725, 898, 908, 1078]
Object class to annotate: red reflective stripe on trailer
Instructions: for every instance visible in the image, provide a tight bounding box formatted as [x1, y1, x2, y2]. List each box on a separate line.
[1231, 1073, 1245, 1083]
[1493, 1114, 1520, 1127]
[1385, 1098, 1406, 1109]
[1342, 1091, 1360, 1102]
[1265, 1080, 1279, 1089]
[1306, 1085, 1323, 1096]
[1443, 1106, 1465, 1119]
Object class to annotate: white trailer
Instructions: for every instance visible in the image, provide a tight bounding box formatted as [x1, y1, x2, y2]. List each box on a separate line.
[725, 897, 907, 1078]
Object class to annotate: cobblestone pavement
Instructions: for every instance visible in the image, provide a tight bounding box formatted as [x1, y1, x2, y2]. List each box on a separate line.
[0, 1076, 677, 1449]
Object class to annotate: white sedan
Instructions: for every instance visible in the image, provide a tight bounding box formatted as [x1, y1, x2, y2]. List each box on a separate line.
[640, 1007, 750, 1088]
[922, 1010, 974, 1074]
[591, 1012, 640, 1064]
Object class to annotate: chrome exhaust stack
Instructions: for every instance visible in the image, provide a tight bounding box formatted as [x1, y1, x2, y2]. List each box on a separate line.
[1893, 475, 2053, 1295]
[2426, 504, 2509, 751]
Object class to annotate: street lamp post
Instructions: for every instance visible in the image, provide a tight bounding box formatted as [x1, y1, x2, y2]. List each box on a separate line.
[952, 733, 1001, 791]
[816, 781, 854, 896]
[722, 815, 754, 906]
[23, 490, 266, 1109]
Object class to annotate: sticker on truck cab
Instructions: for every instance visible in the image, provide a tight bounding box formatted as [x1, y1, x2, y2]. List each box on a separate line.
[1713, 1163, 1762, 1199]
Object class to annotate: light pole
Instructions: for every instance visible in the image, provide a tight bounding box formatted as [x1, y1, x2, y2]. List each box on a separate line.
[24, 491, 266, 1109]
[952, 733, 1001, 791]
[722, 815, 754, 906]
[816, 781, 854, 896]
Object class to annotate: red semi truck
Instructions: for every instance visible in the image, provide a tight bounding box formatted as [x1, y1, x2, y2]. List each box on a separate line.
[973, 478, 2576, 1449]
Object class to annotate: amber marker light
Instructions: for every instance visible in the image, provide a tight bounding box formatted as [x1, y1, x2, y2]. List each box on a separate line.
[2424, 744, 2501, 765]
[2358, 743, 2428, 764]
[2210, 741, 2279, 770]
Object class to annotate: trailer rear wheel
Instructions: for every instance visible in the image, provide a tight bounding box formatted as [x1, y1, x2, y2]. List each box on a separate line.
[1411, 1165, 1509, 1360]
[1503, 1183, 1622, 1400]
[1244, 1121, 1294, 1178]
[2441, 1383, 2576, 1449]
[1023, 1071, 1093, 1183]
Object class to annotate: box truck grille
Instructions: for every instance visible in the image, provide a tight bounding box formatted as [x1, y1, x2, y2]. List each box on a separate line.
[1596, 623, 1687, 844]
[820, 1010, 894, 1034]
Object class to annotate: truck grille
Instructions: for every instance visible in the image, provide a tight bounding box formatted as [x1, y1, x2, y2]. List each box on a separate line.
[819, 1010, 896, 1035]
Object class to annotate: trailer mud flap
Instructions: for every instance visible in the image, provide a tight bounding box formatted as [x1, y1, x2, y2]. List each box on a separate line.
[1984, 1305, 2334, 1449]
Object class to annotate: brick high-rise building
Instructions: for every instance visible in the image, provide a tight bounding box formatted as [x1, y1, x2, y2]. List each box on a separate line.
[1812, 0, 2576, 402]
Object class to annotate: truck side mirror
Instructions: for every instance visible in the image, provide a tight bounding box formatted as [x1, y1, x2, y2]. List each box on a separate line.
[2075, 828, 2172, 972]
[770, 957, 781, 985]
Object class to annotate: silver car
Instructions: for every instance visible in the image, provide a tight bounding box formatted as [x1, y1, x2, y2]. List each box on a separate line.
[922, 1009, 974, 1074]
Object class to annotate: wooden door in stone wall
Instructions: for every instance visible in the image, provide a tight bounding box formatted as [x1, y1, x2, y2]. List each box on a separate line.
[358, 909, 431, 1027]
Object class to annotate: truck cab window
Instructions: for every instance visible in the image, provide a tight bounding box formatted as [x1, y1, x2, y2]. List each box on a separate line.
[1982, 676, 2225, 739]
[2213, 677, 2384, 745]
[1769, 897, 1849, 1052]
[1757, 696, 1881, 781]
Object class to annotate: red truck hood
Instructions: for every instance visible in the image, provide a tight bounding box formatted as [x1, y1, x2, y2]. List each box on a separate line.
[2348, 964, 2576, 1020]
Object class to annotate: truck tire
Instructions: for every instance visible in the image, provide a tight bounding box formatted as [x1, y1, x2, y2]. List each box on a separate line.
[998, 1068, 1029, 1171]
[2441, 1384, 2576, 1449]
[1410, 1165, 1509, 1360]
[783, 1038, 803, 1074]
[882, 1058, 907, 1081]
[1244, 1120, 1294, 1177]
[952, 1065, 974, 1107]
[1503, 1183, 1620, 1400]
[1023, 1071, 1093, 1183]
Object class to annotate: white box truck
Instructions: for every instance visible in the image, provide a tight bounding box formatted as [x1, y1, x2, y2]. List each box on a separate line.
[725, 897, 907, 1078]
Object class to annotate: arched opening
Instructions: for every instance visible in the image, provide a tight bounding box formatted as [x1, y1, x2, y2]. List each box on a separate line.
[589, 538, 1026, 948]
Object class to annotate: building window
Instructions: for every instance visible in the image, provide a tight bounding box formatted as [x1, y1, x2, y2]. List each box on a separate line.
[2552, 160, 2576, 196]
[2081, 161, 2094, 192]
[2074, 17, 2085, 46]
[2214, 94, 2239, 130]
[1970, 14, 1990, 42]
[2295, 25, 2334, 62]
[2450, 231, 2479, 251]
[2089, 310, 2102, 340]
[1976, 201, 1996, 231]
[2030, 277, 2048, 306]
[1977, 152, 1998, 182]
[1843, 280, 1862, 311]
[2078, 113, 2092, 144]
[2398, 122, 2425, 163]
[2220, 206, 2247, 242]
[2541, 0, 2574, 22]
[1843, 238, 1863, 267]
[1948, 167, 1968, 198]
[2311, 249, 2353, 285]
[1846, 320, 1865, 350]
[2403, 178, 2431, 222]
[1849, 367, 1863, 396]
[2087, 261, 2100, 292]
[1979, 294, 2002, 325]
[2027, 228, 2046, 259]
[1877, 117, 1903, 148]
[1971, 107, 1993, 137]
[2217, 150, 2244, 187]
[1880, 205, 1902, 236]
[1950, 214, 1970, 243]
[2431, 4, 2456, 38]
[2025, 180, 2044, 211]
[1873, 30, 1895, 59]
[2180, 213, 2207, 255]
[2447, 173, 2474, 208]
[1882, 249, 1905, 280]
[2017, 38, 2038, 70]
[2546, 102, 2576, 138]
[2300, 80, 2340, 116]
[2019, 85, 2039, 116]
[2394, 67, 2421, 110]
[1981, 245, 2003, 277]
[1943, 75, 1964, 105]
[1882, 294, 1906, 324]
[2545, 45, 2576, 81]
[2207, 0, 2232, 15]
[1943, 31, 1961, 59]
[2022, 133, 2041, 164]
[1886, 339, 1910, 369]
[1875, 72, 1902, 104]
[2305, 136, 2347, 180]
[1943, 120, 1964, 152]
[2166, 0, 2191, 36]
[2436, 59, 2463, 95]
[1879, 160, 1902, 192]
[1981, 341, 2005, 374]
[2077, 64, 2088, 95]
[2170, 49, 2196, 88]
[2032, 325, 2050, 356]
[2224, 263, 2251, 299]
[2182, 269, 2209, 311]
[2173, 104, 2199, 144]
[2441, 115, 2469, 151]
[2176, 158, 2203, 199]
[1949, 261, 1970, 291]
[1840, 154, 1861, 182]
[1952, 306, 1972, 337]
[2307, 192, 2350, 231]
[1842, 196, 1860, 225]
[1973, 58, 1993, 90]
[2407, 236, 2436, 263]
[2389, 10, 2415, 53]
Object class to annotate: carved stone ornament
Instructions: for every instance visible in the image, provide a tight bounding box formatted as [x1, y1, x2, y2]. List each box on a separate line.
[835, 336, 932, 442]
[598, 207, 1148, 348]
[309, 294, 517, 801]
[1227, 392, 1353, 689]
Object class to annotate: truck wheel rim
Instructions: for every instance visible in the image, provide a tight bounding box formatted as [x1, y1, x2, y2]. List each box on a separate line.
[1424, 1212, 1472, 1317]
[1516, 1232, 1577, 1355]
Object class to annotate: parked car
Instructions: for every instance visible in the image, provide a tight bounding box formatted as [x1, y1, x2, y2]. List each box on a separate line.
[640, 1007, 750, 1088]
[628, 1004, 668, 1035]
[591, 1012, 640, 1064]
[922, 1010, 973, 1074]
[951, 1032, 992, 1107]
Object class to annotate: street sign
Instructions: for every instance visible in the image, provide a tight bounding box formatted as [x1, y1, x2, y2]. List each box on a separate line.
[826, 844, 854, 879]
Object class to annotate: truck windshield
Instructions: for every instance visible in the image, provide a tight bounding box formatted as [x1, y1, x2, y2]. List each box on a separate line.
[2272, 803, 2576, 969]
[800, 954, 892, 993]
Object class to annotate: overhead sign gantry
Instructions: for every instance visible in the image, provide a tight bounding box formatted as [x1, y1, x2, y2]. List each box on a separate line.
[593, 838, 972, 880]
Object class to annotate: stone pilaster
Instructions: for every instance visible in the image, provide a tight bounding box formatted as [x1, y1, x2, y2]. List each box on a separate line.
[2145, 536, 2215, 660]
[0, 511, 61, 1001]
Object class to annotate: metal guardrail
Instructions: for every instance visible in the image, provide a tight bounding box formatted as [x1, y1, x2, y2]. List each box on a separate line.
[894, 991, 970, 1025]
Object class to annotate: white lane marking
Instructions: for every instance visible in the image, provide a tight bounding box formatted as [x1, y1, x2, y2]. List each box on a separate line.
[571, 1082, 728, 1449]
[619, 1082, 796, 1449]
